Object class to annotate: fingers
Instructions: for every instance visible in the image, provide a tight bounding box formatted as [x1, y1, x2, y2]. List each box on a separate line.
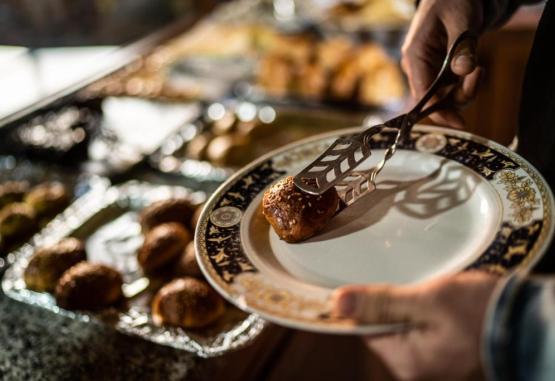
[448, 33, 478, 77]
[331, 284, 428, 325]
[455, 66, 482, 104]
[428, 110, 465, 129]
[426, 66, 483, 128]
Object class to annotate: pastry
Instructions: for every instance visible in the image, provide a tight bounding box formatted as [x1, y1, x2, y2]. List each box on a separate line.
[257, 55, 293, 97]
[139, 198, 196, 232]
[206, 134, 251, 167]
[0, 203, 36, 243]
[25, 182, 70, 221]
[138, 223, 192, 274]
[55, 262, 123, 311]
[174, 241, 203, 278]
[185, 132, 213, 161]
[0, 181, 29, 210]
[262, 176, 340, 243]
[151, 277, 225, 328]
[24, 237, 86, 292]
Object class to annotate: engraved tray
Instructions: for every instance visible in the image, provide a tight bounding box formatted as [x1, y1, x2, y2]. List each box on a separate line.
[2, 181, 264, 357]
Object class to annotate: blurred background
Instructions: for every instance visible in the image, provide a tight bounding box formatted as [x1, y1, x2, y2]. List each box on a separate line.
[0, 0, 212, 118]
[0, 1, 547, 380]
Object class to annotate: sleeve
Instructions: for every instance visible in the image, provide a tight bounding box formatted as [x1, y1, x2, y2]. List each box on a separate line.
[483, 272, 555, 381]
[483, 0, 544, 29]
[414, 0, 544, 30]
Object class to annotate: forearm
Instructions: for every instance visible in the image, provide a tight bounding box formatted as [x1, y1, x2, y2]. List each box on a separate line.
[484, 273, 555, 381]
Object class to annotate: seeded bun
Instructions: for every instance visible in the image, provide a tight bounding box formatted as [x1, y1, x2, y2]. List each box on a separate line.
[151, 277, 225, 328]
[262, 176, 339, 243]
[174, 241, 203, 278]
[139, 198, 195, 232]
[138, 223, 192, 274]
[24, 237, 86, 292]
[55, 262, 123, 311]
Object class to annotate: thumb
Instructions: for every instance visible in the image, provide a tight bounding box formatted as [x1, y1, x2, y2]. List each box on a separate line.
[331, 284, 427, 325]
[448, 32, 478, 76]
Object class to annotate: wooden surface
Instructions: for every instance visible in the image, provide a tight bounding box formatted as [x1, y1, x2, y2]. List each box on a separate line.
[191, 326, 395, 381]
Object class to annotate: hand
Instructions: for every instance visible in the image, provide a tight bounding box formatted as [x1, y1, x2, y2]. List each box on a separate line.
[331, 271, 501, 381]
[402, 0, 485, 128]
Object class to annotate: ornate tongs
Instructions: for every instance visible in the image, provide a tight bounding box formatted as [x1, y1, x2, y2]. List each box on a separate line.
[294, 31, 477, 206]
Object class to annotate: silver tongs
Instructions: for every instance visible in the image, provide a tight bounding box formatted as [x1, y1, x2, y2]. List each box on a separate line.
[294, 31, 477, 206]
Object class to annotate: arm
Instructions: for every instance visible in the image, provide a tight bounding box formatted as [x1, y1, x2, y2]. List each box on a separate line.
[403, 0, 541, 128]
[331, 270, 555, 381]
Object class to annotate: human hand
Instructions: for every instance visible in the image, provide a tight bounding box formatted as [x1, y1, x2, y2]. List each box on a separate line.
[402, 0, 485, 128]
[331, 271, 501, 381]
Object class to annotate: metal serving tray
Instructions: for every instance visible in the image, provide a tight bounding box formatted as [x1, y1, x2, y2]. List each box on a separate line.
[2, 181, 264, 357]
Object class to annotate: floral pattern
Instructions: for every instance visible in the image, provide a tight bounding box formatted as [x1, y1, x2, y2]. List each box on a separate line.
[497, 170, 539, 225]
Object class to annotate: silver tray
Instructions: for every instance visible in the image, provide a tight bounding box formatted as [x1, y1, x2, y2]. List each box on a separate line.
[0, 155, 105, 271]
[149, 100, 371, 182]
[2, 181, 265, 357]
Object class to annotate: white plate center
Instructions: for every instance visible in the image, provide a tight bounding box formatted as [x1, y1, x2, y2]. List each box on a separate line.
[244, 150, 502, 288]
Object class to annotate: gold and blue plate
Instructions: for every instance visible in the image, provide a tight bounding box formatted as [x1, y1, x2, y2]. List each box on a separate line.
[196, 125, 555, 334]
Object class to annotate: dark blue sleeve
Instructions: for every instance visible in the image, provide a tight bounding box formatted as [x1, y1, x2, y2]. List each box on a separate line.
[484, 273, 555, 381]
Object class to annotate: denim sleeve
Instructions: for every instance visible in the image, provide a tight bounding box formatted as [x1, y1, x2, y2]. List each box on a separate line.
[483, 273, 555, 381]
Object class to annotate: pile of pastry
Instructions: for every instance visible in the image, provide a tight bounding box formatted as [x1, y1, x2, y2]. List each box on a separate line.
[23, 198, 226, 329]
[257, 34, 405, 107]
[0, 181, 70, 256]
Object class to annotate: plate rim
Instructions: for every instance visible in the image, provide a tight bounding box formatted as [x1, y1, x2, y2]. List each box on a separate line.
[195, 124, 555, 334]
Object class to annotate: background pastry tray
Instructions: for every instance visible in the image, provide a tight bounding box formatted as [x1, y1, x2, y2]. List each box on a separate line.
[2, 181, 264, 357]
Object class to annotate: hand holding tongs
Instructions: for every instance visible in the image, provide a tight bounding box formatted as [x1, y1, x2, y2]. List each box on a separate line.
[294, 31, 477, 207]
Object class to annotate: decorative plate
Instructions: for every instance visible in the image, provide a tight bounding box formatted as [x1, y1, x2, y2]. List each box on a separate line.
[196, 125, 555, 334]
[2, 181, 265, 357]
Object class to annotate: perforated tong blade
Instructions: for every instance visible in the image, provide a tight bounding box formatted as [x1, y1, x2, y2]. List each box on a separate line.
[294, 31, 477, 206]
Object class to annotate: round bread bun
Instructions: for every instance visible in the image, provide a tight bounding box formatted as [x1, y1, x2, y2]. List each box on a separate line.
[138, 222, 192, 274]
[139, 198, 196, 232]
[262, 176, 340, 243]
[24, 237, 86, 292]
[151, 277, 225, 329]
[55, 262, 123, 311]
[0, 202, 37, 242]
[25, 182, 70, 220]
[174, 241, 203, 278]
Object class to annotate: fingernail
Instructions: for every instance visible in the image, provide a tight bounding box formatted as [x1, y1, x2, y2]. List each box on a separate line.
[454, 54, 474, 70]
[336, 292, 359, 317]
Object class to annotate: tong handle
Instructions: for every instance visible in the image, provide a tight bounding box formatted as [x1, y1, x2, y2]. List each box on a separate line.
[409, 31, 478, 121]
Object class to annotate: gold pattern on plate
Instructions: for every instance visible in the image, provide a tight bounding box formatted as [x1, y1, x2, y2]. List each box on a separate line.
[242, 176, 254, 187]
[504, 241, 529, 260]
[213, 248, 229, 264]
[234, 274, 343, 325]
[480, 167, 494, 177]
[472, 148, 495, 159]
[415, 133, 447, 153]
[497, 169, 539, 225]
[207, 236, 231, 244]
[209, 206, 243, 228]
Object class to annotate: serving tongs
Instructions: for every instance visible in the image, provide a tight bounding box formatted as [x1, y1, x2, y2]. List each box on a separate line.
[294, 31, 477, 207]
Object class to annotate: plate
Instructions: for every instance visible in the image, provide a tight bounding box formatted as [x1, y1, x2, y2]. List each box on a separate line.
[195, 125, 555, 334]
[2, 181, 265, 357]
